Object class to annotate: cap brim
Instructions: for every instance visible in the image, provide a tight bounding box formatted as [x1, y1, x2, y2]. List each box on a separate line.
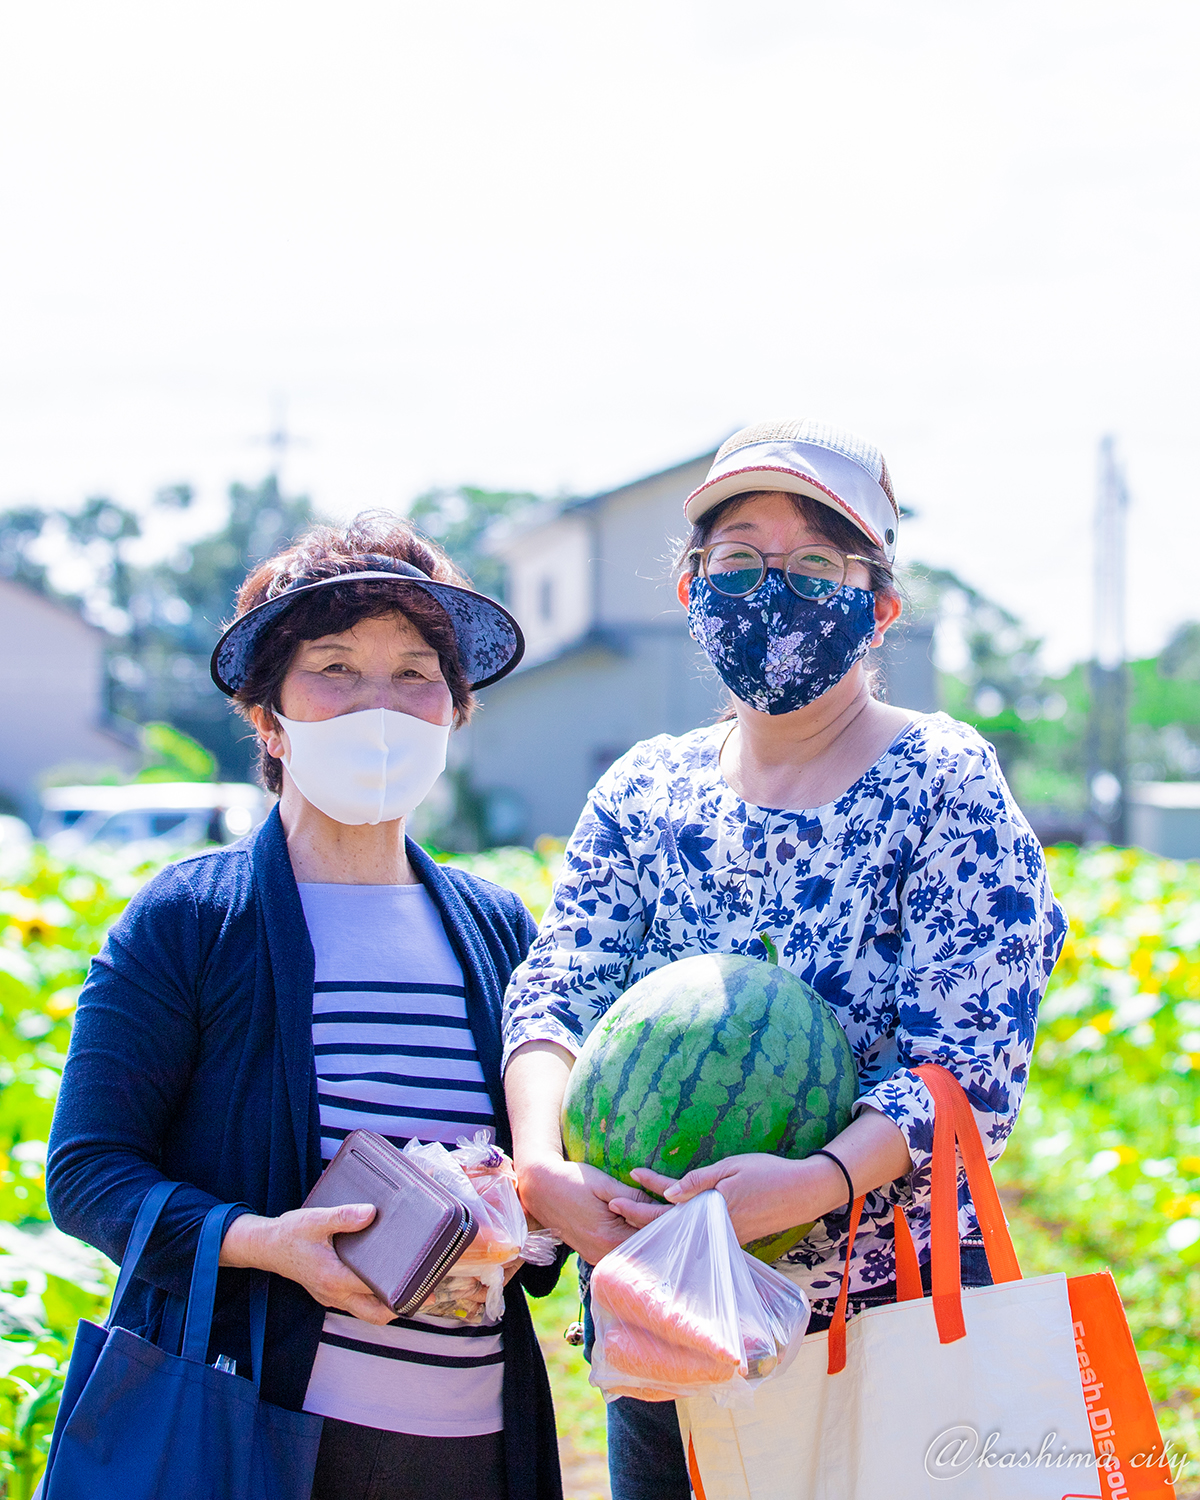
[684, 465, 891, 555]
[210, 571, 526, 696]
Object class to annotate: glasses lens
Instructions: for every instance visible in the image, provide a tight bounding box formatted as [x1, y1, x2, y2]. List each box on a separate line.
[706, 543, 765, 596]
[786, 547, 845, 600]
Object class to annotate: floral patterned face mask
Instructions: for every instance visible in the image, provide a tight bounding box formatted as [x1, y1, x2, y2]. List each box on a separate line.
[687, 570, 877, 715]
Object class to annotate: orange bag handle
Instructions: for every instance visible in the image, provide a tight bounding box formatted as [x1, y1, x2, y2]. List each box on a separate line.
[826, 1064, 1023, 1370]
[915, 1063, 1022, 1344]
[893, 1206, 922, 1301]
[687, 1434, 708, 1500]
[826, 1193, 866, 1374]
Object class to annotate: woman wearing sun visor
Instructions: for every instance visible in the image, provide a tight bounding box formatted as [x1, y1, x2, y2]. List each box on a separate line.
[47, 513, 564, 1500]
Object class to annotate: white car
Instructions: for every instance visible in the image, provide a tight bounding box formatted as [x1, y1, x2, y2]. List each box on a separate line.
[40, 782, 271, 855]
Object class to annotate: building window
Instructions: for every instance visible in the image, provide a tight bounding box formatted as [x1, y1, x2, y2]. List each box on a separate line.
[538, 576, 554, 623]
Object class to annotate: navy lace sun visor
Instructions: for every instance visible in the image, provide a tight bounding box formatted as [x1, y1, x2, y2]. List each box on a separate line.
[209, 555, 526, 696]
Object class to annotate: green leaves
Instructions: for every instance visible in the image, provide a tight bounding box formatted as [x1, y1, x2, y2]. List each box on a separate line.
[0, 842, 142, 1492]
[0, 1228, 113, 1493]
[998, 845, 1200, 1471]
[407, 485, 544, 601]
[0, 834, 1194, 1485]
[431, 839, 564, 921]
[134, 723, 218, 784]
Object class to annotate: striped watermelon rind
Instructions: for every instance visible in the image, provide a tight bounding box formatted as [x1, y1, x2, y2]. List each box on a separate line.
[561, 953, 857, 1258]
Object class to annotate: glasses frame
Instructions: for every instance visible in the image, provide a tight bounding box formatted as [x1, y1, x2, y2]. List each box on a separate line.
[687, 541, 876, 600]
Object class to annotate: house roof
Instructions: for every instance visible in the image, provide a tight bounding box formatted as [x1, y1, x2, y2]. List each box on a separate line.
[0, 573, 112, 639]
[488, 445, 723, 551]
[557, 447, 721, 517]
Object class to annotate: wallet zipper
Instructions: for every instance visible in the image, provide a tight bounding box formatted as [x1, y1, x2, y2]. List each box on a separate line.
[396, 1212, 476, 1316]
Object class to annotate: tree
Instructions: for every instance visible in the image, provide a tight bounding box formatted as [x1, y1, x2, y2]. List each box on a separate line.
[1159, 621, 1200, 683]
[903, 564, 1090, 815]
[1127, 621, 1200, 781]
[0, 475, 317, 778]
[912, 559, 1200, 815]
[107, 474, 318, 774]
[0, 506, 53, 595]
[406, 486, 544, 600]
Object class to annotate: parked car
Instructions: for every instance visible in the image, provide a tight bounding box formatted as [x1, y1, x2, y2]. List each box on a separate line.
[40, 782, 271, 855]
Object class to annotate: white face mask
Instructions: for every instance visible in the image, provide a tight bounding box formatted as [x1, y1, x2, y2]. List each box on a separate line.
[276, 708, 451, 826]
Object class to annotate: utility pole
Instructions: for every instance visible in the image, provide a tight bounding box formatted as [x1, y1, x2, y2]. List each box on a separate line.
[1086, 435, 1129, 844]
[253, 394, 306, 487]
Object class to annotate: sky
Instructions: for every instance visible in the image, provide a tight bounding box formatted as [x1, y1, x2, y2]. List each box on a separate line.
[1, 1, 1196, 671]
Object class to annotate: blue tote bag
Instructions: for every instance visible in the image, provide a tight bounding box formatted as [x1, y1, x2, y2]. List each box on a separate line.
[40, 1181, 323, 1500]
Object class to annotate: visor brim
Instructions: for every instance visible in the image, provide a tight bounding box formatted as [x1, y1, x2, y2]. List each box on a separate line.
[209, 571, 525, 696]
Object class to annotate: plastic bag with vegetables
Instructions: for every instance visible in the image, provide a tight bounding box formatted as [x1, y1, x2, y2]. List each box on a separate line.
[403, 1133, 559, 1324]
[589, 1190, 810, 1406]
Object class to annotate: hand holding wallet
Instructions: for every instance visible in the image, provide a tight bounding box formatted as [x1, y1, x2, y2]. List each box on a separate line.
[302, 1130, 477, 1315]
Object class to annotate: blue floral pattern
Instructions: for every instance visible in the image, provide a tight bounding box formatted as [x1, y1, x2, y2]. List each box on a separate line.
[502, 713, 1067, 1300]
[687, 573, 877, 714]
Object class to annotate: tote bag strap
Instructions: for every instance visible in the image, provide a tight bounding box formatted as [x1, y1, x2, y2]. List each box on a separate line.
[827, 1065, 1025, 1369]
[826, 1194, 866, 1374]
[913, 1063, 1022, 1344]
[181, 1202, 254, 1366]
[892, 1206, 922, 1301]
[107, 1180, 185, 1330]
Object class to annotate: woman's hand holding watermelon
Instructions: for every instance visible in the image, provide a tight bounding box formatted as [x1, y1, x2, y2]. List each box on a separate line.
[614, 1156, 841, 1245]
[507, 1039, 654, 1265]
[517, 1154, 648, 1265]
[611, 1108, 913, 1248]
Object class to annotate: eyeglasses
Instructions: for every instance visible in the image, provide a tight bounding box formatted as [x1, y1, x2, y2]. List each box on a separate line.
[687, 542, 875, 601]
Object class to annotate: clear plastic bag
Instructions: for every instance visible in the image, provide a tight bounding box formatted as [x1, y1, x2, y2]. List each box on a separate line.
[402, 1133, 559, 1324]
[589, 1190, 810, 1406]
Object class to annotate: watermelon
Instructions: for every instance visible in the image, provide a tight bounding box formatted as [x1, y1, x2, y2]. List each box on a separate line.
[561, 952, 857, 1260]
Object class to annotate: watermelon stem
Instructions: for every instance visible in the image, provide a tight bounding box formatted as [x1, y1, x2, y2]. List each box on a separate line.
[758, 931, 779, 965]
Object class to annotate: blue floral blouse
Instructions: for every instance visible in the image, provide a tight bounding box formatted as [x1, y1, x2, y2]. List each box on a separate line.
[502, 712, 1067, 1302]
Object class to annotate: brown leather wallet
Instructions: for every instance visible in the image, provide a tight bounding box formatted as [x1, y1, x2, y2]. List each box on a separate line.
[302, 1130, 478, 1315]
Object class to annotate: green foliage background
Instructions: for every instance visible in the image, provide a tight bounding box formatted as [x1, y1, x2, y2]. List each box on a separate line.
[0, 843, 166, 1499]
[902, 565, 1200, 812]
[0, 838, 1195, 1497]
[0, 476, 318, 783]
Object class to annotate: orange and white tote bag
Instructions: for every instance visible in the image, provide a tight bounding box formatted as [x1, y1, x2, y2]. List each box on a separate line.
[677, 1065, 1174, 1500]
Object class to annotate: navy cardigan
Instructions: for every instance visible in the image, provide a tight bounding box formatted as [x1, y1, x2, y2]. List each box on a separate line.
[47, 809, 563, 1500]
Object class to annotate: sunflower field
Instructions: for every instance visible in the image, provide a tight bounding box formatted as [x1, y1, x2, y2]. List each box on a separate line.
[0, 836, 1194, 1498]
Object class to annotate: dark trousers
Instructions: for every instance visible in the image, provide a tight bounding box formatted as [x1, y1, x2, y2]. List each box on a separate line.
[310, 1416, 508, 1500]
[588, 1240, 994, 1500]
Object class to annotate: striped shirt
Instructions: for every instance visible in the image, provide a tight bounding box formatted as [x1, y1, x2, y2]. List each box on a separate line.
[298, 881, 504, 1438]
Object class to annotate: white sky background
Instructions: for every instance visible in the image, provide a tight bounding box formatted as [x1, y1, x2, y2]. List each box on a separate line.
[0, 1, 1196, 672]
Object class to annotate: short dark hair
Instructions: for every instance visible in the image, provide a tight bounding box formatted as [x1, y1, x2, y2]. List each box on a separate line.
[230, 511, 475, 794]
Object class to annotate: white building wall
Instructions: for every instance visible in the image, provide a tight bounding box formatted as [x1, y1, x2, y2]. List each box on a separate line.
[0, 580, 137, 820]
[592, 455, 713, 627]
[463, 630, 727, 841]
[496, 513, 592, 665]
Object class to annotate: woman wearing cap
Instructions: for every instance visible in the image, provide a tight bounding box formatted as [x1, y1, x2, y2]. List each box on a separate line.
[502, 422, 1066, 1499]
[47, 515, 563, 1500]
